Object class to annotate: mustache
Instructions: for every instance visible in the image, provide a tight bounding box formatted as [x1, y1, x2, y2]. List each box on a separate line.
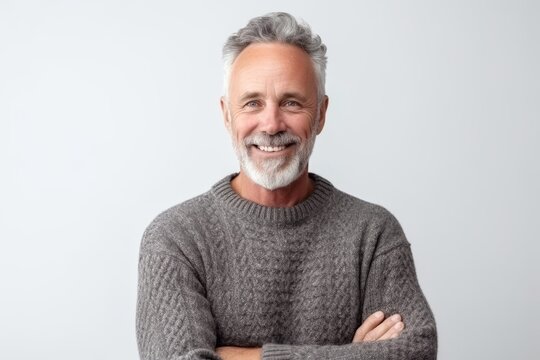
[244, 132, 301, 147]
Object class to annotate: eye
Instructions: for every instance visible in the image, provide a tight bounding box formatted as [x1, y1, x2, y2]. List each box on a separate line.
[243, 100, 260, 108]
[283, 100, 301, 108]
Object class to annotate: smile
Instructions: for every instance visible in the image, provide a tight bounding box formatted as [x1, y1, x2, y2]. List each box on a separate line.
[256, 145, 287, 152]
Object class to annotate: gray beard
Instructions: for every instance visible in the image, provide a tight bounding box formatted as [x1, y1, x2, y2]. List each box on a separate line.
[232, 129, 317, 191]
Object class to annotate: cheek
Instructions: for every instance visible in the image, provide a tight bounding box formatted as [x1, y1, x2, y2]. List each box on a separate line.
[290, 121, 316, 139]
[286, 111, 317, 133]
[231, 116, 258, 138]
[229, 124, 250, 145]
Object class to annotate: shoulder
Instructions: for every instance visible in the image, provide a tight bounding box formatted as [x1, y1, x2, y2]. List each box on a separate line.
[328, 183, 410, 255]
[331, 186, 397, 224]
[139, 189, 216, 257]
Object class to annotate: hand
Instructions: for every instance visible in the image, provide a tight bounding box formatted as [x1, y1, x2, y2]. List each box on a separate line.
[216, 346, 262, 360]
[352, 311, 404, 342]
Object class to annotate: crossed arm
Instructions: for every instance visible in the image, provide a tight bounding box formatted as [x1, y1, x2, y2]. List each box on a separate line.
[137, 214, 437, 360]
[217, 311, 406, 360]
[137, 247, 436, 359]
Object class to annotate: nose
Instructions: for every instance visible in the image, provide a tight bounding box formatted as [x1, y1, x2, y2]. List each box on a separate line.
[258, 103, 286, 135]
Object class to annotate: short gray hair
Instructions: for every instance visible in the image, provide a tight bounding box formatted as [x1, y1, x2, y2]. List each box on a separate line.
[222, 12, 327, 102]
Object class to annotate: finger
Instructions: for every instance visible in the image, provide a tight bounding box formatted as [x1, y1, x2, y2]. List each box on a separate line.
[363, 314, 402, 342]
[352, 311, 385, 342]
[378, 321, 404, 341]
[215, 346, 230, 356]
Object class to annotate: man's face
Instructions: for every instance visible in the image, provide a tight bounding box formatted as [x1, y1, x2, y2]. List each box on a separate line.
[221, 42, 328, 190]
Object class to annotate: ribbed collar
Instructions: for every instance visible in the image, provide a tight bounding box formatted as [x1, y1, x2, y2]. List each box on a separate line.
[211, 173, 335, 224]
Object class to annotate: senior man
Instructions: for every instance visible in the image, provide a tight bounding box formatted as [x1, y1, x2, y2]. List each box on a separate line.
[136, 12, 437, 360]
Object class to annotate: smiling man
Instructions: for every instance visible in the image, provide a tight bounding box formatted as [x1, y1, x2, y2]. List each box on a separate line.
[136, 12, 437, 360]
[223, 41, 324, 207]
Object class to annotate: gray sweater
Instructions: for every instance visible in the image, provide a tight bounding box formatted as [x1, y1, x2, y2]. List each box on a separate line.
[136, 174, 437, 359]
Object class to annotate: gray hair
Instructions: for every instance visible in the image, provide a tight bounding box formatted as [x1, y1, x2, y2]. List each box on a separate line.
[222, 12, 327, 102]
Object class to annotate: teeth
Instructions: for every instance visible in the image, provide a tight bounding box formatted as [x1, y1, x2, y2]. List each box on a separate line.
[257, 145, 286, 152]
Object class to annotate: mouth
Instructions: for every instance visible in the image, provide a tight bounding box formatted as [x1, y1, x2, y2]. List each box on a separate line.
[251, 142, 298, 154]
[255, 145, 289, 152]
[244, 132, 300, 155]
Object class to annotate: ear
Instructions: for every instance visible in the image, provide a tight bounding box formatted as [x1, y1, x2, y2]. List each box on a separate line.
[316, 95, 329, 135]
[220, 96, 232, 132]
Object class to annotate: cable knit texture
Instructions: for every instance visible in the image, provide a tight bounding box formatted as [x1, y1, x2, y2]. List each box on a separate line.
[136, 173, 437, 359]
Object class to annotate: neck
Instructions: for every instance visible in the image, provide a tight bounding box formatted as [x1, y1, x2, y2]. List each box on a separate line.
[231, 169, 314, 208]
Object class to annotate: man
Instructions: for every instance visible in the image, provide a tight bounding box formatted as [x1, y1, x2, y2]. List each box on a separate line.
[136, 12, 437, 360]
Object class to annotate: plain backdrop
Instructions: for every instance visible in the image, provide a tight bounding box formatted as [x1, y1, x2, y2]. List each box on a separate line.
[1, 1, 539, 359]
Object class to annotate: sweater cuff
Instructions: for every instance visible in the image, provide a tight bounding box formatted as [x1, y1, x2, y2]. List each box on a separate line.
[262, 344, 293, 360]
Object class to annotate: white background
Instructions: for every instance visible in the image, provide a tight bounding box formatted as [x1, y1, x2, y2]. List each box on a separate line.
[1, 1, 539, 359]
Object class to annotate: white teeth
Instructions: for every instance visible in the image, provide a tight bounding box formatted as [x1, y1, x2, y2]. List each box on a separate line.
[257, 145, 286, 152]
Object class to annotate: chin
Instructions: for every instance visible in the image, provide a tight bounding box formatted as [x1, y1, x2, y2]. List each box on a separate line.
[242, 157, 305, 191]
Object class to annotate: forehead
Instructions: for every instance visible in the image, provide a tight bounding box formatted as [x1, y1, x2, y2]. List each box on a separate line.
[228, 42, 317, 97]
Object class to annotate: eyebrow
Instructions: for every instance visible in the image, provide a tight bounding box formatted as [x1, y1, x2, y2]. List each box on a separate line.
[238, 92, 263, 103]
[281, 92, 308, 103]
[238, 91, 308, 103]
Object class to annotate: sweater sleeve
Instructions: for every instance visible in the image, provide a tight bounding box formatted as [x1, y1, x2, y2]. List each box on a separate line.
[136, 251, 222, 360]
[261, 221, 437, 359]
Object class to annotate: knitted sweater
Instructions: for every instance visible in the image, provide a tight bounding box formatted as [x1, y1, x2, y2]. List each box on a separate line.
[136, 173, 437, 359]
